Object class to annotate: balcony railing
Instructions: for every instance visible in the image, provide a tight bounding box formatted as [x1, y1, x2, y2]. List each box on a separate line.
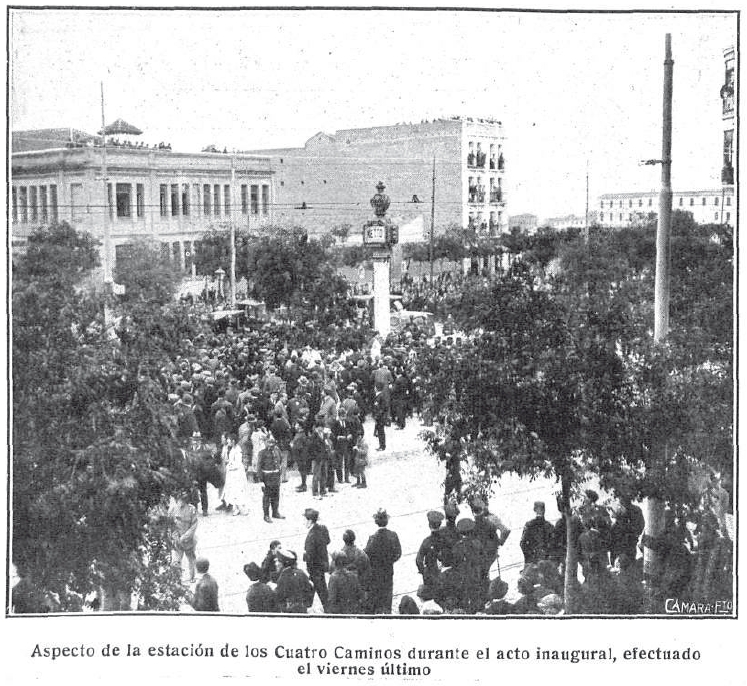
[468, 189, 486, 204]
[490, 190, 504, 204]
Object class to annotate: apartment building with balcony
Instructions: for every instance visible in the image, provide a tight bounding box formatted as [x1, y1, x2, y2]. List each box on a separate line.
[720, 45, 735, 187]
[243, 116, 508, 239]
[597, 188, 734, 228]
[11, 128, 275, 274]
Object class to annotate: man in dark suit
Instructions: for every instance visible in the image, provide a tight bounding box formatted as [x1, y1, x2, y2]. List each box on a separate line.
[520, 501, 556, 564]
[275, 549, 315, 614]
[364, 509, 402, 614]
[191, 558, 219, 612]
[244, 562, 278, 613]
[303, 508, 331, 611]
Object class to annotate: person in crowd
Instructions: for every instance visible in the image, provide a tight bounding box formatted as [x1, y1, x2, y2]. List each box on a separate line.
[303, 508, 331, 611]
[353, 434, 369, 488]
[260, 540, 282, 584]
[244, 561, 278, 613]
[275, 549, 315, 614]
[269, 407, 292, 483]
[330, 407, 355, 484]
[308, 421, 330, 499]
[610, 493, 645, 565]
[520, 501, 555, 564]
[327, 552, 364, 614]
[169, 489, 198, 583]
[364, 509, 402, 614]
[483, 577, 512, 615]
[190, 557, 219, 612]
[470, 496, 510, 602]
[338, 529, 371, 598]
[257, 435, 284, 523]
[511, 573, 541, 615]
[450, 518, 484, 613]
[398, 595, 420, 615]
[372, 389, 388, 452]
[415, 510, 447, 600]
[291, 422, 311, 492]
[221, 433, 251, 516]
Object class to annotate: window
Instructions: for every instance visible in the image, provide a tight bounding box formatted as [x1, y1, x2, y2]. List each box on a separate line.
[280, 158, 283, 164]
[241, 184, 248, 214]
[70, 183, 82, 223]
[170, 184, 179, 216]
[280, 181, 285, 187]
[193, 184, 201, 215]
[224, 185, 231, 214]
[628, 213, 632, 222]
[213, 184, 220, 215]
[116, 183, 132, 218]
[679, 197, 683, 206]
[261, 185, 270, 215]
[689, 198, 694, 206]
[715, 197, 719, 206]
[619, 213, 623, 221]
[203, 184, 211, 215]
[182, 184, 190, 216]
[12, 187, 18, 223]
[172, 241, 180, 266]
[619, 200, 623, 208]
[50, 185, 58, 222]
[40, 186, 48, 222]
[600, 200, 604, 209]
[29, 186, 38, 222]
[726, 212, 730, 221]
[184, 240, 193, 272]
[638, 198, 643, 207]
[715, 213, 719, 221]
[726, 196, 731, 206]
[600, 213, 604, 222]
[250, 185, 259, 215]
[628, 199, 633, 208]
[702, 197, 706, 206]
[160, 185, 168, 216]
[649, 198, 653, 207]
[160, 242, 170, 263]
[18, 183, 28, 224]
[136, 184, 145, 218]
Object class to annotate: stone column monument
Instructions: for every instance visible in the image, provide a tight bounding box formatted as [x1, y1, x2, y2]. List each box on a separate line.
[363, 182, 399, 338]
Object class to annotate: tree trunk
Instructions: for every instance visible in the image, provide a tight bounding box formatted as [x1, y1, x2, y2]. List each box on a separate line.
[561, 475, 578, 614]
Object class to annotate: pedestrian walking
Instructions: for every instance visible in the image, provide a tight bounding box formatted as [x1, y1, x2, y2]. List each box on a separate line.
[257, 436, 285, 523]
[303, 508, 331, 611]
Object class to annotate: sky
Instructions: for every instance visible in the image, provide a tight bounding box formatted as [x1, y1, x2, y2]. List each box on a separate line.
[9, 8, 737, 219]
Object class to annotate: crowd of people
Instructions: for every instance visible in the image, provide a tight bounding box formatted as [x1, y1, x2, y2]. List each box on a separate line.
[157, 316, 732, 616]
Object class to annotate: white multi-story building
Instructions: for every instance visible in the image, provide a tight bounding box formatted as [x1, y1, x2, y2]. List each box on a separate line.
[597, 188, 734, 228]
[244, 116, 508, 237]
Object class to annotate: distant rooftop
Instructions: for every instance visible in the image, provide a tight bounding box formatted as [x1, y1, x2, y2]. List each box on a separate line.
[12, 128, 100, 153]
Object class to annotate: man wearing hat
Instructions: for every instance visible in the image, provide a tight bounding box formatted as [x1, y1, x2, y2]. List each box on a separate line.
[307, 421, 331, 499]
[471, 496, 510, 602]
[275, 549, 315, 614]
[415, 510, 448, 599]
[451, 518, 484, 613]
[520, 501, 556, 564]
[327, 552, 365, 614]
[303, 508, 331, 611]
[244, 562, 278, 613]
[257, 436, 284, 523]
[364, 509, 402, 614]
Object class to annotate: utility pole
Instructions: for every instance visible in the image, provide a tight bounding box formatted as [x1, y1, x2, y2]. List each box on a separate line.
[230, 162, 237, 307]
[644, 32, 674, 608]
[584, 159, 590, 243]
[429, 155, 436, 283]
[100, 82, 112, 283]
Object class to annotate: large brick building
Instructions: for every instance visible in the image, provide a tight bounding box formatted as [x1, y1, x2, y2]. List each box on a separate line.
[11, 129, 275, 277]
[243, 117, 508, 238]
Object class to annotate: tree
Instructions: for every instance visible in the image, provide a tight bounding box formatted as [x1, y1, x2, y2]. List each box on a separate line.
[417, 263, 630, 612]
[12, 223, 195, 610]
[113, 239, 182, 305]
[331, 223, 352, 244]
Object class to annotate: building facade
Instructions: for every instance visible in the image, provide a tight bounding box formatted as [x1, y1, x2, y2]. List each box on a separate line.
[544, 214, 592, 230]
[243, 117, 508, 238]
[508, 213, 538, 233]
[721, 45, 735, 187]
[597, 188, 734, 228]
[11, 134, 274, 276]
